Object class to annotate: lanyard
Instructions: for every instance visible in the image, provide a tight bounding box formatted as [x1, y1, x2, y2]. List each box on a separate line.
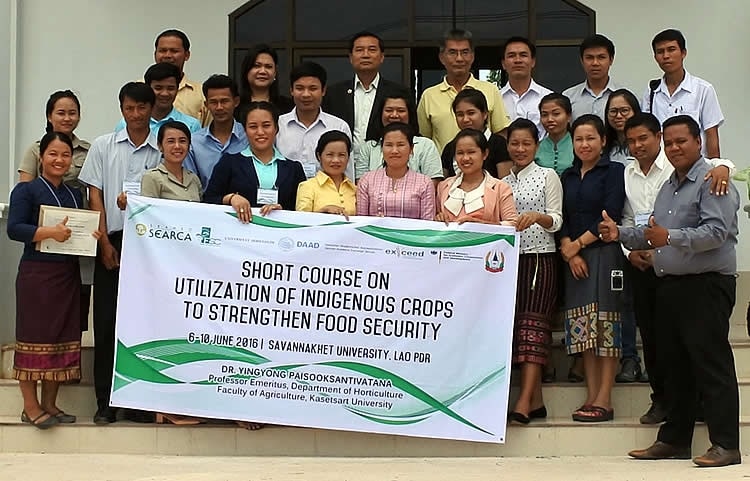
[40, 177, 78, 209]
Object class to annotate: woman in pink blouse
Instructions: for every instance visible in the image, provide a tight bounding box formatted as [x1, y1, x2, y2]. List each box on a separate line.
[436, 129, 517, 225]
[356, 122, 435, 220]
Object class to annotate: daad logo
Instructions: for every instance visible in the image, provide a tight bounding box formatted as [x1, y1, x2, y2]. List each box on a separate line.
[484, 250, 505, 273]
[135, 224, 147, 236]
[197, 226, 221, 246]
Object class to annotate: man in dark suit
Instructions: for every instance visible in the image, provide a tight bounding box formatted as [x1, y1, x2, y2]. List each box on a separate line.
[323, 32, 411, 157]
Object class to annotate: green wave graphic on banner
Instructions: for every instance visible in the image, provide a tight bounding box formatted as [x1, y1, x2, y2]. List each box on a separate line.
[128, 204, 154, 219]
[355, 225, 515, 248]
[114, 339, 501, 435]
[224, 212, 348, 228]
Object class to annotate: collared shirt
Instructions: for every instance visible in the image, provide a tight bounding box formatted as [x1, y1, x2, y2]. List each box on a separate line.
[115, 107, 202, 136]
[560, 154, 625, 243]
[241, 146, 285, 189]
[353, 73, 380, 145]
[140, 163, 202, 202]
[356, 168, 435, 220]
[276, 108, 354, 181]
[503, 163, 563, 254]
[295, 170, 357, 215]
[417, 74, 511, 152]
[501, 79, 553, 138]
[175, 75, 210, 127]
[184, 120, 248, 189]
[79, 129, 161, 233]
[535, 133, 574, 176]
[7, 177, 84, 262]
[357, 135, 443, 180]
[641, 70, 724, 156]
[562, 77, 622, 121]
[18, 134, 91, 196]
[620, 158, 739, 276]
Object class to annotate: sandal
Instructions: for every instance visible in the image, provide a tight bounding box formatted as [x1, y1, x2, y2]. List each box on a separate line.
[572, 405, 614, 422]
[21, 410, 59, 430]
[52, 410, 77, 424]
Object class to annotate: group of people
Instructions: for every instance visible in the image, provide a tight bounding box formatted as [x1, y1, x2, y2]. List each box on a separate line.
[6, 25, 744, 467]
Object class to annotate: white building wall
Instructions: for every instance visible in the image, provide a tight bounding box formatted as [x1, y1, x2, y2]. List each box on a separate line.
[5, 0, 750, 269]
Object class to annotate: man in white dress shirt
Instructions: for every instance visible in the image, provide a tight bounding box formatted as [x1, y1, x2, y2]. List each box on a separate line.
[619, 112, 733, 425]
[563, 34, 621, 121]
[500, 36, 552, 139]
[641, 29, 723, 158]
[276, 61, 354, 181]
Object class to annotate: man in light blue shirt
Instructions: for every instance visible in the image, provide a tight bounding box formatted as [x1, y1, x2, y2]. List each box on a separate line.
[184, 74, 248, 189]
[79, 82, 162, 425]
[276, 62, 354, 181]
[115, 63, 201, 135]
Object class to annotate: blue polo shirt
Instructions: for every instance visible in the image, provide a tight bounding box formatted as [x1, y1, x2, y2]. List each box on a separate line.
[115, 107, 202, 136]
[184, 120, 248, 189]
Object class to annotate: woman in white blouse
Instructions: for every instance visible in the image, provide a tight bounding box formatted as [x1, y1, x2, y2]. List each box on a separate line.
[502, 119, 563, 424]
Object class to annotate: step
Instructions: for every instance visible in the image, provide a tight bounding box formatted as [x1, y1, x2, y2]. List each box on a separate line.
[0, 416, 748, 457]
[1, 377, 748, 420]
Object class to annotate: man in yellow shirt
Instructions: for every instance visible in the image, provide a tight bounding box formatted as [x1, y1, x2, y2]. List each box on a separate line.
[417, 29, 510, 152]
[153, 29, 209, 127]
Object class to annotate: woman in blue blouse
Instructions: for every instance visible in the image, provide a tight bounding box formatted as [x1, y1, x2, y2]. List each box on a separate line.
[559, 114, 625, 423]
[7, 132, 100, 429]
[205, 101, 306, 223]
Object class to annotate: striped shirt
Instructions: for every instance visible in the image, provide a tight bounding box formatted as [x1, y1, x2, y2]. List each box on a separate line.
[356, 168, 435, 220]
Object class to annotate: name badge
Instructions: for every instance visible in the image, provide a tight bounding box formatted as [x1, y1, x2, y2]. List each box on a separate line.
[635, 212, 651, 227]
[302, 162, 318, 179]
[122, 181, 141, 195]
[257, 188, 279, 205]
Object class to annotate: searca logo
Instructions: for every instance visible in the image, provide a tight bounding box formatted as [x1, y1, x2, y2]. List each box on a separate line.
[134, 223, 194, 242]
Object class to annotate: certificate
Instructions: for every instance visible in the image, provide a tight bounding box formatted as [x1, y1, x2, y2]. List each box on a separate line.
[38, 206, 101, 257]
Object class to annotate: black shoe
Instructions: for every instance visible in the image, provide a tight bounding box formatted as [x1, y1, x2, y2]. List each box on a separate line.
[639, 369, 649, 383]
[529, 406, 548, 419]
[507, 411, 530, 425]
[122, 409, 156, 423]
[94, 406, 117, 425]
[615, 358, 642, 383]
[639, 402, 668, 424]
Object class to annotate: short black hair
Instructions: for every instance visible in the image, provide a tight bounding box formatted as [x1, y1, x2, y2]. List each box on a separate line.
[382, 122, 415, 147]
[624, 113, 661, 136]
[118, 82, 156, 107]
[45, 90, 81, 133]
[157, 120, 192, 145]
[39, 131, 74, 157]
[579, 34, 615, 59]
[315, 130, 352, 157]
[651, 29, 686, 52]
[572, 114, 606, 139]
[507, 118, 540, 144]
[349, 31, 384, 53]
[203, 74, 239, 98]
[290, 61, 327, 88]
[662, 114, 701, 139]
[539, 92, 572, 116]
[155, 29, 190, 51]
[144, 63, 181, 85]
[440, 28, 473, 51]
[503, 36, 536, 58]
[452, 88, 488, 114]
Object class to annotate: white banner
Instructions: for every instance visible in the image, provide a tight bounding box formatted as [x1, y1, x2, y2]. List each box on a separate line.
[112, 195, 519, 443]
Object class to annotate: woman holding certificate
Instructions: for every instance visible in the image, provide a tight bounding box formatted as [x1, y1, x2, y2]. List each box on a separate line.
[204, 101, 306, 223]
[7, 132, 101, 429]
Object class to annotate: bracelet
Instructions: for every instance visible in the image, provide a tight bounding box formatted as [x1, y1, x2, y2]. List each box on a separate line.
[578, 238, 586, 249]
[226, 193, 236, 205]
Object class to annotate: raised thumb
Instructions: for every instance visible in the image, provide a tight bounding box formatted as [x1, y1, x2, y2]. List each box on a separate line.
[601, 210, 612, 222]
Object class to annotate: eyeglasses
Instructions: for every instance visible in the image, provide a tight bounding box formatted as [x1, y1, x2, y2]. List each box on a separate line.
[608, 107, 632, 117]
[444, 49, 473, 59]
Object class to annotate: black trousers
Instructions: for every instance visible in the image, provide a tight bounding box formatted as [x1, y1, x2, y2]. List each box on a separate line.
[93, 231, 123, 408]
[631, 266, 664, 404]
[655, 273, 739, 450]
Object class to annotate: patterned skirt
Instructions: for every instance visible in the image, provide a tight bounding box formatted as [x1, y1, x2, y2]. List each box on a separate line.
[563, 243, 624, 357]
[14, 259, 82, 382]
[512, 253, 559, 365]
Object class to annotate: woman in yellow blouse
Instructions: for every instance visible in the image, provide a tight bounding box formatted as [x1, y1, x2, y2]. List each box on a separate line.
[296, 130, 356, 216]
